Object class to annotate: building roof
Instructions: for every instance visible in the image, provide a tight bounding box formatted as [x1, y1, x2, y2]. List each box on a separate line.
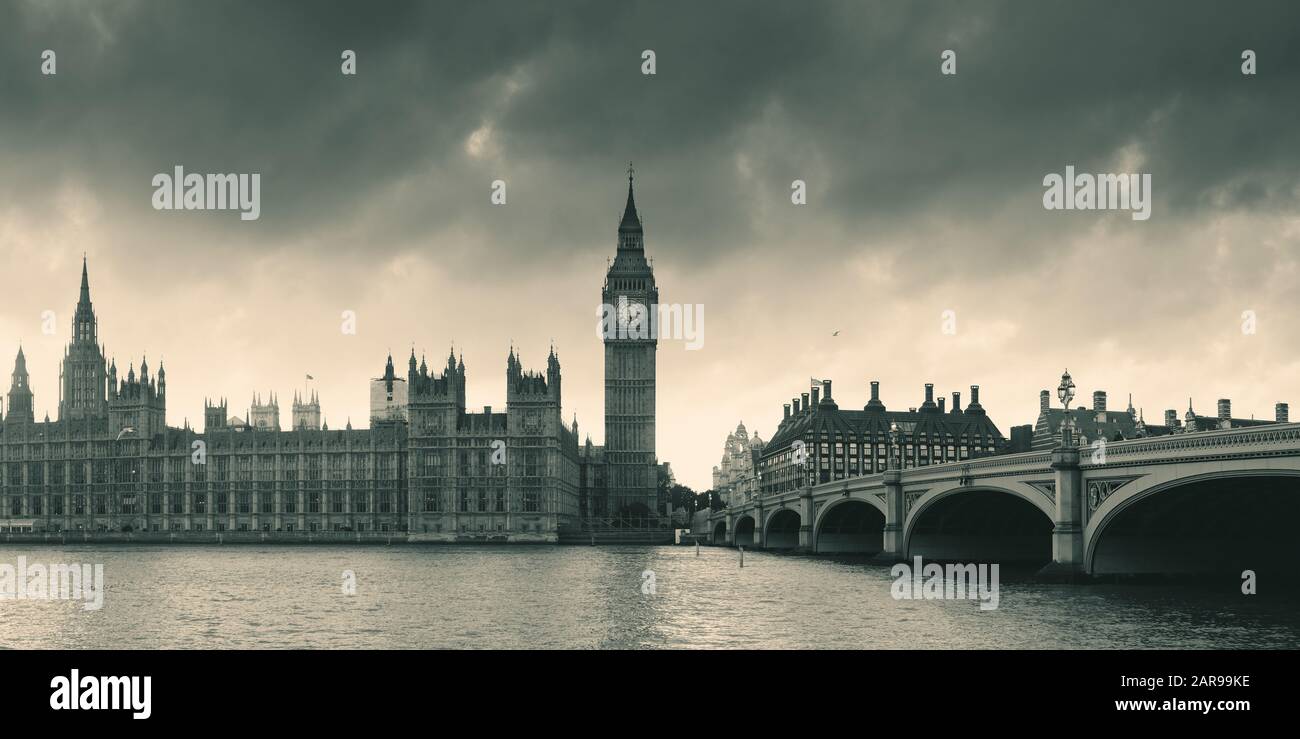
[765, 394, 1004, 456]
[618, 170, 642, 235]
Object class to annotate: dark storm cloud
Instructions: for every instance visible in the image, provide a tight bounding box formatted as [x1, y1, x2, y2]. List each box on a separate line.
[4, 0, 1298, 274]
[3, 1, 1300, 490]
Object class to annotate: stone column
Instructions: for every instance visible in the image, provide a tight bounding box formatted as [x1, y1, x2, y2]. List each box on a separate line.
[798, 490, 814, 551]
[753, 502, 765, 549]
[724, 512, 735, 546]
[1041, 447, 1085, 579]
[872, 470, 906, 564]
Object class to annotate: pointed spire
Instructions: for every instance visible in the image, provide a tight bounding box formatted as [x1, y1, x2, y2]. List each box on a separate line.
[79, 254, 90, 305]
[619, 163, 643, 235]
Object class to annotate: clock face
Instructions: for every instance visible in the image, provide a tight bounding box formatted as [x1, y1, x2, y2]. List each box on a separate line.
[617, 299, 635, 327]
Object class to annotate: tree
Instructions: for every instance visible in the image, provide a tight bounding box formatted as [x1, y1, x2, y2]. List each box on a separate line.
[668, 484, 697, 513]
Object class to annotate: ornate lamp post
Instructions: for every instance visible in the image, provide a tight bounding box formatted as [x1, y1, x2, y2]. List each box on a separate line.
[888, 421, 901, 470]
[1057, 369, 1076, 447]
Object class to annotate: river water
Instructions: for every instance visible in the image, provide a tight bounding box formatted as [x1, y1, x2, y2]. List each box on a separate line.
[1, 544, 1296, 649]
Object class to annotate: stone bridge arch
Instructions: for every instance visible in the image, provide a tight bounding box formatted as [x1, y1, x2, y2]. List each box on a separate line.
[1085, 467, 1300, 577]
[812, 495, 887, 553]
[763, 508, 802, 549]
[903, 483, 1054, 564]
[733, 514, 756, 548]
[711, 519, 727, 545]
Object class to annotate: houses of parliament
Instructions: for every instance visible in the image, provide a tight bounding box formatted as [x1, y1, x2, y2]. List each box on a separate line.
[0, 174, 661, 540]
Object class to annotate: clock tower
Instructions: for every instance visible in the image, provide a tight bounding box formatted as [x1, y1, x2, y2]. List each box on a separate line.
[602, 167, 659, 523]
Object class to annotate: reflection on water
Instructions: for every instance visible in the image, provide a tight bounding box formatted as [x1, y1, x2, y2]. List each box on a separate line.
[1, 544, 1297, 649]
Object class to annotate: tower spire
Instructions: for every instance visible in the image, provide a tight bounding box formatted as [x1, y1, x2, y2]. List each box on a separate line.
[80, 254, 90, 304]
[618, 163, 642, 239]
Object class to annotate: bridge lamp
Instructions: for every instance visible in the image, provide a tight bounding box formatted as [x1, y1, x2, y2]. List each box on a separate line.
[1057, 369, 1076, 446]
[889, 422, 901, 468]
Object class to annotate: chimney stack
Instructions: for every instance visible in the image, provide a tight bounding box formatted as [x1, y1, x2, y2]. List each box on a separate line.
[937, 397, 946, 414]
[822, 379, 832, 401]
[1277, 403, 1289, 423]
[1040, 389, 1050, 412]
[952, 391, 961, 413]
[811, 386, 820, 407]
[1164, 409, 1177, 428]
[792, 397, 800, 414]
[924, 383, 934, 404]
[783, 403, 791, 419]
[1217, 398, 1231, 421]
[801, 393, 809, 412]
[870, 380, 880, 401]
[1093, 391, 1107, 412]
[970, 385, 980, 406]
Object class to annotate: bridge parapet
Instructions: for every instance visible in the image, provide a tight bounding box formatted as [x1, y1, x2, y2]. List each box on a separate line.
[1079, 422, 1300, 468]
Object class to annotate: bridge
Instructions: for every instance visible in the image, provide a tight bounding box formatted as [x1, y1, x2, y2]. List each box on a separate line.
[707, 423, 1300, 578]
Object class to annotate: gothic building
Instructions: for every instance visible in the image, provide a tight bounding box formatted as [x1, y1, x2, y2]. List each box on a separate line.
[59, 258, 108, 424]
[403, 346, 579, 539]
[0, 260, 578, 539]
[292, 390, 321, 431]
[594, 168, 660, 523]
[370, 355, 408, 425]
[713, 422, 764, 508]
[0, 172, 659, 539]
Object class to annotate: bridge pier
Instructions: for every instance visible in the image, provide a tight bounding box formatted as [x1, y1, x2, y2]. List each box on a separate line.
[798, 489, 813, 551]
[871, 470, 906, 564]
[1040, 447, 1085, 580]
[753, 503, 765, 549]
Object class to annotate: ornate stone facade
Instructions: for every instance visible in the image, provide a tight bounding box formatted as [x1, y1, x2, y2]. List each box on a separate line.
[0, 261, 578, 540]
[712, 422, 764, 507]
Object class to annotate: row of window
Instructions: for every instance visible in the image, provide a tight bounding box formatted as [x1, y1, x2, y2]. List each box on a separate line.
[760, 440, 999, 495]
[419, 487, 546, 513]
[7, 490, 406, 517]
[0, 455, 406, 485]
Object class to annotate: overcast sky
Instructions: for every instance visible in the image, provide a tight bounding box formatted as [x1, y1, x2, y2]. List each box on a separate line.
[2, 1, 1299, 489]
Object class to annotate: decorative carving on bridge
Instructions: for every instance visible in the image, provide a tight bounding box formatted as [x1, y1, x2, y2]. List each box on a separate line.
[958, 465, 974, 488]
[1086, 476, 1140, 512]
[874, 493, 886, 505]
[903, 490, 928, 515]
[1024, 480, 1056, 503]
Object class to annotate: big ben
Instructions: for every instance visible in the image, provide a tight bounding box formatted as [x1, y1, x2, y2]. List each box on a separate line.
[602, 166, 659, 524]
